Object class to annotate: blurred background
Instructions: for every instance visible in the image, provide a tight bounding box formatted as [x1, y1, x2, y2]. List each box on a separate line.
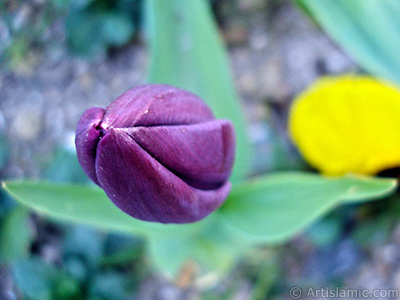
[1, 0, 399, 299]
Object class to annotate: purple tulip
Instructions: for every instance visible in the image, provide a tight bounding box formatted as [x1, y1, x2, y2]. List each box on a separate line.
[75, 84, 235, 224]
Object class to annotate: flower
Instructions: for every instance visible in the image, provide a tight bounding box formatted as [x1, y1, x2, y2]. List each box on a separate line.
[289, 75, 400, 176]
[75, 84, 235, 223]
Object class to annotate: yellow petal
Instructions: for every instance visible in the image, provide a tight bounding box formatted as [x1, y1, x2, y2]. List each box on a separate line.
[289, 75, 400, 176]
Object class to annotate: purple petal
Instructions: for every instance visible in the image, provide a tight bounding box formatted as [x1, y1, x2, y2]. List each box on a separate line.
[126, 120, 235, 189]
[95, 128, 231, 223]
[100, 84, 215, 130]
[75, 107, 105, 184]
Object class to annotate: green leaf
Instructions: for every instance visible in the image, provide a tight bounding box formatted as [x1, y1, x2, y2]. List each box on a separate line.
[67, 10, 105, 55]
[0, 205, 32, 263]
[295, 0, 400, 87]
[101, 12, 134, 46]
[305, 213, 344, 246]
[352, 213, 394, 247]
[146, 0, 251, 181]
[5, 173, 393, 275]
[67, 10, 134, 55]
[221, 172, 397, 243]
[1, 181, 210, 237]
[89, 272, 129, 300]
[13, 257, 80, 300]
[0, 134, 10, 170]
[13, 258, 53, 300]
[2, 180, 243, 275]
[100, 245, 143, 267]
[148, 213, 243, 275]
[63, 225, 105, 267]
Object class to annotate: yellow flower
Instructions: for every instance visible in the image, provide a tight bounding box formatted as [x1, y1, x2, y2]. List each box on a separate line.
[289, 75, 400, 176]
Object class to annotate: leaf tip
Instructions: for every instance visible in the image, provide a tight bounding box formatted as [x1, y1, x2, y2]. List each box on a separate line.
[1, 181, 7, 190]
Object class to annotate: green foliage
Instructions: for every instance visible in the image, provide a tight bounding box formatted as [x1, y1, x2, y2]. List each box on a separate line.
[0, 1, 62, 69]
[12, 258, 81, 300]
[63, 0, 141, 56]
[44, 148, 90, 183]
[0, 0, 141, 65]
[2, 173, 396, 274]
[8, 225, 139, 300]
[146, 0, 252, 182]
[89, 272, 129, 300]
[148, 213, 244, 275]
[0, 134, 10, 171]
[0, 205, 33, 263]
[305, 212, 344, 247]
[249, 251, 280, 300]
[1, 181, 173, 236]
[221, 173, 396, 243]
[66, 10, 134, 56]
[295, 0, 400, 87]
[0, 190, 14, 219]
[351, 195, 400, 247]
[63, 226, 106, 268]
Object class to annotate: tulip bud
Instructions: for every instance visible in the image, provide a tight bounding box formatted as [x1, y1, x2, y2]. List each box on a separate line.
[75, 84, 235, 224]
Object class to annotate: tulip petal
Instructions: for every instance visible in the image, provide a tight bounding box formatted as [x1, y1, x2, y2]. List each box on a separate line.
[75, 107, 105, 184]
[101, 84, 215, 129]
[126, 120, 235, 190]
[289, 76, 400, 175]
[95, 128, 231, 223]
